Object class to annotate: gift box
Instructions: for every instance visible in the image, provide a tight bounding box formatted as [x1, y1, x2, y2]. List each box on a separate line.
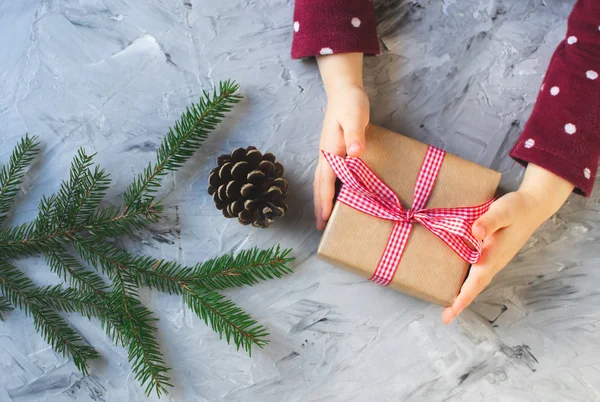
[318, 125, 501, 306]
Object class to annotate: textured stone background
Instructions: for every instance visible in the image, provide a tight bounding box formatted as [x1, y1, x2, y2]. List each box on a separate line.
[1, 0, 599, 401]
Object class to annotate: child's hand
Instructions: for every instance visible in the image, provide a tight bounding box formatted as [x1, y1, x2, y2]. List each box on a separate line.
[315, 53, 368, 230]
[315, 83, 369, 230]
[442, 164, 574, 323]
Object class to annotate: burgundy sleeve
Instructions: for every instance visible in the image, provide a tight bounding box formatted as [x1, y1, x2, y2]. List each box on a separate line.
[291, 0, 380, 59]
[510, 0, 600, 196]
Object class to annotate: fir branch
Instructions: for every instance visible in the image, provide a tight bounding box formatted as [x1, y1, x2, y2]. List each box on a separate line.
[45, 246, 107, 295]
[129, 257, 192, 295]
[50, 149, 96, 230]
[84, 204, 161, 239]
[0, 135, 39, 227]
[189, 246, 294, 291]
[74, 238, 172, 395]
[0, 206, 158, 259]
[73, 237, 133, 277]
[29, 286, 133, 352]
[0, 295, 13, 320]
[74, 240, 286, 356]
[0, 260, 39, 312]
[34, 195, 56, 238]
[108, 273, 172, 396]
[132, 246, 294, 292]
[0, 146, 154, 259]
[129, 253, 277, 353]
[182, 285, 268, 353]
[30, 283, 130, 349]
[71, 238, 185, 295]
[0, 261, 99, 373]
[124, 80, 242, 212]
[70, 164, 111, 227]
[26, 285, 104, 319]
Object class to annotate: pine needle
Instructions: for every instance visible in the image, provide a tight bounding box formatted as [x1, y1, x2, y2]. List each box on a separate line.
[0, 295, 13, 320]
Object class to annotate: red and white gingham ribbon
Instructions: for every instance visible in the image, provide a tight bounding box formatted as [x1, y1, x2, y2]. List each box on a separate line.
[323, 146, 494, 286]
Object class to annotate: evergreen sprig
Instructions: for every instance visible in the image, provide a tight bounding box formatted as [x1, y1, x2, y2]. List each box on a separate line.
[183, 286, 269, 353]
[45, 245, 108, 295]
[0, 135, 40, 226]
[0, 81, 294, 396]
[0, 260, 100, 373]
[191, 246, 294, 291]
[26, 284, 104, 319]
[124, 80, 242, 212]
[108, 275, 173, 397]
[131, 246, 294, 293]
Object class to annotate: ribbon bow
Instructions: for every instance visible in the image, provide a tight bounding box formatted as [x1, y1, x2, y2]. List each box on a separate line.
[323, 146, 494, 286]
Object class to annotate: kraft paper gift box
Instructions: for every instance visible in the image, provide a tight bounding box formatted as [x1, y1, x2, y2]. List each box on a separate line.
[318, 125, 501, 306]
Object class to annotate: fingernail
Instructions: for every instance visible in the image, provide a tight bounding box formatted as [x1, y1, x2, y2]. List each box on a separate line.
[348, 144, 361, 155]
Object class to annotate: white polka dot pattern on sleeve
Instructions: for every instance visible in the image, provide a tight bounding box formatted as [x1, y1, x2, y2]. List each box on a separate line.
[567, 35, 578, 45]
[319, 47, 333, 55]
[550, 86, 560, 96]
[351, 17, 361, 28]
[586, 70, 598, 80]
[525, 138, 535, 149]
[584, 168, 591, 179]
[293, 21, 300, 32]
[565, 123, 577, 135]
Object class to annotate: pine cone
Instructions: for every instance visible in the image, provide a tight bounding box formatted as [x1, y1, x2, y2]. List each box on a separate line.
[208, 146, 289, 228]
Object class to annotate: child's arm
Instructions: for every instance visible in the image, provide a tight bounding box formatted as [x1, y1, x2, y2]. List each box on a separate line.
[444, 0, 599, 323]
[292, 0, 380, 230]
[314, 53, 368, 230]
[509, 0, 600, 197]
[291, 0, 379, 59]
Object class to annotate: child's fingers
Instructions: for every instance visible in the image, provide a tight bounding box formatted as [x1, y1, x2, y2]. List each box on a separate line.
[318, 162, 337, 228]
[317, 116, 346, 230]
[313, 167, 324, 230]
[443, 264, 493, 324]
[441, 306, 455, 323]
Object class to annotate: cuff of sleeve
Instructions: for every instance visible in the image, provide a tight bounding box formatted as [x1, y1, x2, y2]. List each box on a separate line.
[510, 138, 596, 197]
[291, 30, 380, 59]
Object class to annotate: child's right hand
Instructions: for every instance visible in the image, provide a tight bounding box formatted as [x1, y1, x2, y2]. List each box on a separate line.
[315, 53, 369, 230]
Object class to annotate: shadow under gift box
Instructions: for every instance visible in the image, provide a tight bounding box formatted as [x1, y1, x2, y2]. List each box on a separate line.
[318, 125, 501, 306]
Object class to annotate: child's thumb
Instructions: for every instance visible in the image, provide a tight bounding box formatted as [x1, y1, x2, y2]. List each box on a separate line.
[341, 119, 368, 158]
[472, 196, 515, 240]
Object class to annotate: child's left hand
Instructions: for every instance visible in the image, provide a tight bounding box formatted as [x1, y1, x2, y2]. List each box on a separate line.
[442, 163, 574, 324]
